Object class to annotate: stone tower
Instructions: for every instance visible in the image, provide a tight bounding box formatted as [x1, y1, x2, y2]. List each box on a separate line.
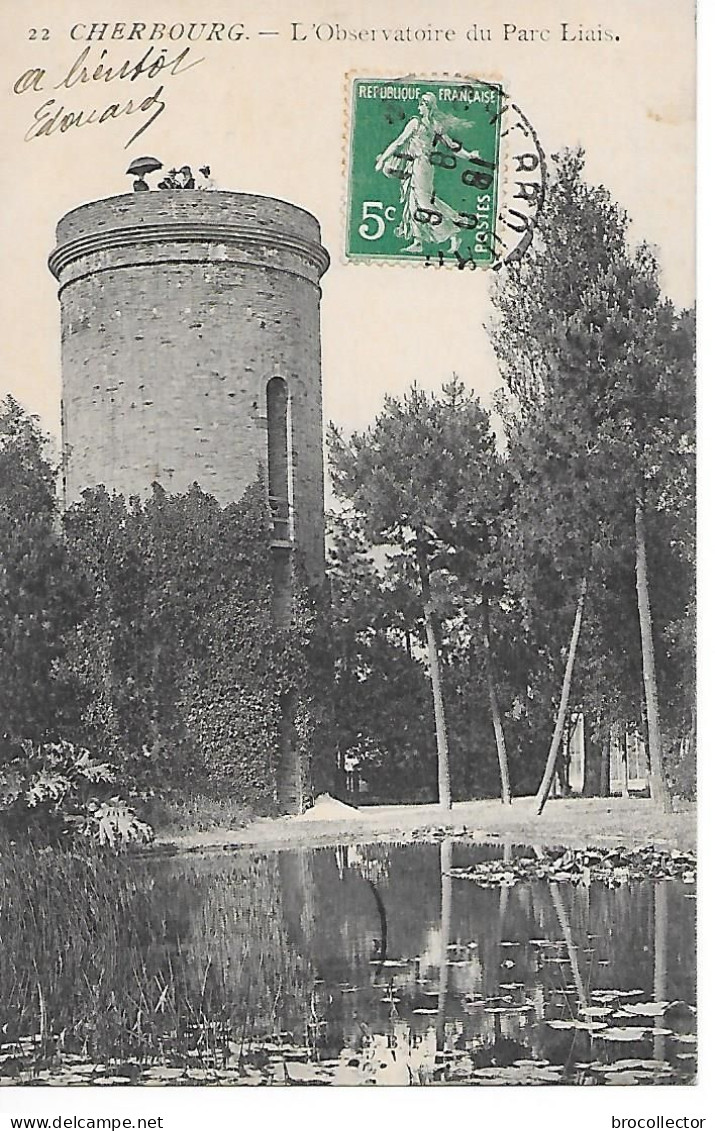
[48, 191, 329, 585]
[48, 190, 331, 811]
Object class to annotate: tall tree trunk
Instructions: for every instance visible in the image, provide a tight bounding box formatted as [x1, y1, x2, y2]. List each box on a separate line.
[619, 722, 629, 799]
[482, 597, 512, 804]
[634, 492, 671, 812]
[548, 881, 588, 1013]
[583, 714, 603, 796]
[418, 551, 452, 809]
[497, 841, 512, 937]
[534, 847, 588, 1011]
[436, 838, 453, 1050]
[599, 729, 610, 797]
[653, 881, 668, 1062]
[535, 575, 588, 815]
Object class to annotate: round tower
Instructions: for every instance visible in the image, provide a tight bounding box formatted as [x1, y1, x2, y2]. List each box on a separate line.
[48, 191, 330, 583]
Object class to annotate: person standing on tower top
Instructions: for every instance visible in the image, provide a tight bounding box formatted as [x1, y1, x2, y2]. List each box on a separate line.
[198, 165, 217, 190]
[158, 168, 179, 189]
[126, 155, 162, 191]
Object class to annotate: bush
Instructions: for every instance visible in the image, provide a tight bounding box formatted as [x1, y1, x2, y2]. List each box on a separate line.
[0, 739, 153, 848]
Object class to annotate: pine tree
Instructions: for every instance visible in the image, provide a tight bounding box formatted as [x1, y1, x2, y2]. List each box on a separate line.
[490, 149, 694, 811]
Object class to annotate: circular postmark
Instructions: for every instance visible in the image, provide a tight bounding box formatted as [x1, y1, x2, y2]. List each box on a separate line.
[345, 75, 546, 271]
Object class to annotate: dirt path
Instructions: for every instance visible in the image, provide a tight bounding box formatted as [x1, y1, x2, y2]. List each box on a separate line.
[156, 796, 696, 854]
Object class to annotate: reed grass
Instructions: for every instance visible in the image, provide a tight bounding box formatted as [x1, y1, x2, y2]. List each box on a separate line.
[0, 839, 312, 1070]
[145, 794, 255, 835]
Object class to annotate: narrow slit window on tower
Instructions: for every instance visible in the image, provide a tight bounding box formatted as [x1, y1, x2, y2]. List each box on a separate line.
[267, 377, 291, 540]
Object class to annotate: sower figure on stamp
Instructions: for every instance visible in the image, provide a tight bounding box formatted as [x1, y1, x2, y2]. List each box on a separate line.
[375, 93, 481, 255]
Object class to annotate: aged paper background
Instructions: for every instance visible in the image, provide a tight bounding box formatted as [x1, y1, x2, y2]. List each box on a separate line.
[0, 0, 701, 1126]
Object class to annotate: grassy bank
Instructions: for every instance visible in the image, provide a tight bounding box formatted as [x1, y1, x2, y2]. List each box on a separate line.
[155, 796, 696, 854]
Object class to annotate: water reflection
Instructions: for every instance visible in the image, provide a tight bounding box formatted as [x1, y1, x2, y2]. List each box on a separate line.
[0, 841, 696, 1085]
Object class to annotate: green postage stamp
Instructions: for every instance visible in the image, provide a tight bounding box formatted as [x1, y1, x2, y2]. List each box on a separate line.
[346, 76, 503, 266]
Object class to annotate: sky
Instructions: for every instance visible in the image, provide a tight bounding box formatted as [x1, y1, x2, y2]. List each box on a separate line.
[0, 0, 695, 443]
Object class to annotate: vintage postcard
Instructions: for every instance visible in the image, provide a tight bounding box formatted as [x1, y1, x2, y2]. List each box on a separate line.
[0, 0, 700, 1123]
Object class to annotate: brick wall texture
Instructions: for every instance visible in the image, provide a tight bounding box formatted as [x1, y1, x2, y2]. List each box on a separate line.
[49, 191, 330, 582]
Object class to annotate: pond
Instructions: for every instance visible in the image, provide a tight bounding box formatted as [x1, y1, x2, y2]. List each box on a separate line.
[0, 841, 697, 1086]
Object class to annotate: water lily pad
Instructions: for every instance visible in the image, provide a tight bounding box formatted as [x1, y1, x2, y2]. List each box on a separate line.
[286, 1062, 335, 1082]
[144, 1067, 187, 1079]
[461, 1001, 485, 1013]
[469, 1065, 563, 1083]
[600, 1059, 671, 1072]
[547, 1019, 607, 1031]
[597, 1027, 648, 1041]
[621, 1001, 671, 1017]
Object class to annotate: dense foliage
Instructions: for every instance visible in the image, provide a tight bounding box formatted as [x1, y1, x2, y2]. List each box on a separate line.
[0, 399, 78, 750]
[0, 739, 153, 847]
[60, 480, 289, 807]
[0, 400, 331, 833]
[489, 148, 695, 804]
